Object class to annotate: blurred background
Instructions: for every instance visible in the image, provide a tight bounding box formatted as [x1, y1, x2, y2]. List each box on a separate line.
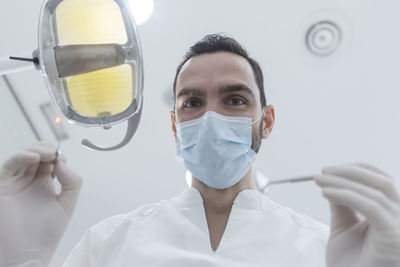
[0, 0, 399, 266]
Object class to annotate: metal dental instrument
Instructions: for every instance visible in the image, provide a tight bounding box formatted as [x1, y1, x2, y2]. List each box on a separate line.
[260, 176, 314, 193]
[51, 143, 61, 164]
[49, 143, 61, 178]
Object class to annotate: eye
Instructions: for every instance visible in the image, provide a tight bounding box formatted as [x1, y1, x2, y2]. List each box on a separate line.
[183, 98, 202, 109]
[226, 97, 246, 106]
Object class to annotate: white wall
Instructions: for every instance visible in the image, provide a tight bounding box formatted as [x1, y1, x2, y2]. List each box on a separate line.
[0, 1, 399, 266]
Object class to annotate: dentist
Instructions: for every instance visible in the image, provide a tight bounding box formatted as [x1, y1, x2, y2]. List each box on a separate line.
[0, 34, 399, 267]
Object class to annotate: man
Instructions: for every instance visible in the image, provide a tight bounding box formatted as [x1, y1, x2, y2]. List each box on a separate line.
[0, 34, 399, 267]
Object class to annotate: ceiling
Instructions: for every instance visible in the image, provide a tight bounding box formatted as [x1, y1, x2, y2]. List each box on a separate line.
[1, 0, 400, 266]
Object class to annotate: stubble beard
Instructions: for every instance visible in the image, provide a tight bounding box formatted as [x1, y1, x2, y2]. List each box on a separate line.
[251, 120, 263, 153]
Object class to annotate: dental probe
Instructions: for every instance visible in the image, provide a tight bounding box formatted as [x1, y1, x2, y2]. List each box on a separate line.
[260, 176, 314, 192]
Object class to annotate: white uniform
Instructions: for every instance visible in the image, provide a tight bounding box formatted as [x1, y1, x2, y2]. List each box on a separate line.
[63, 187, 329, 266]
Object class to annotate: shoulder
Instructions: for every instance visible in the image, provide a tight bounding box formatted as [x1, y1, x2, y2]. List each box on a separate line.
[84, 187, 200, 244]
[63, 200, 169, 266]
[233, 189, 329, 239]
[263, 195, 330, 238]
[90, 200, 168, 239]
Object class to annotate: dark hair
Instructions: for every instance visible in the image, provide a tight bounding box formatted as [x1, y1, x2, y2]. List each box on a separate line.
[173, 33, 266, 108]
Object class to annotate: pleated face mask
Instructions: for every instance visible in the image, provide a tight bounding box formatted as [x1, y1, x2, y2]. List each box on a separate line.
[35, 0, 143, 151]
[176, 110, 263, 189]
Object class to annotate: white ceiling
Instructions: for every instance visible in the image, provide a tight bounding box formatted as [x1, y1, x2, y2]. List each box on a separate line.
[1, 1, 400, 266]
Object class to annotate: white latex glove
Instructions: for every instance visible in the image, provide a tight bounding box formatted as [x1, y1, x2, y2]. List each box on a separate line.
[0, 141, 82, 267]
[314, 163, 400, 267]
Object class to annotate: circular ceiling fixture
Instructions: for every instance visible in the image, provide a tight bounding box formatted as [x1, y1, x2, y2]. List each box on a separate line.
[306, 20, 342, 56]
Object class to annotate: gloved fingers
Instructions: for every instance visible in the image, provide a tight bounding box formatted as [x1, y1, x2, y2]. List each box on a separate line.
[328, 203, 360, 232]
[36, 162, 55, 178]
[0, 152, 41, 193]
[54, 161, 83, 217]
[40, 142, 67, 164]
[24, 163, 41, 178]
[322, 164, 400, 203]
[351, 162, 394, 180]
[25, 141, 58, 163]
[30, 142, 67, 177]
[35, 165, 58, 195]
[315, 174, 396, 211]
[322, 186, 395, 231]
[58, 153, 67, 164]
[1, 150, 40, 176]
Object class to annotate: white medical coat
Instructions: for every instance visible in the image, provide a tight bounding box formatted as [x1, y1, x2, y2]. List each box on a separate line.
[63, 187, 329, 266]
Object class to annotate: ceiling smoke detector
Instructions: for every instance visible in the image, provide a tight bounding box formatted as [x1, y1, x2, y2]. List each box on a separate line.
[306, 20, 342, 56]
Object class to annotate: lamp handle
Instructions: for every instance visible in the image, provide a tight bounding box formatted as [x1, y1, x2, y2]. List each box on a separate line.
[81, 103, 143, 151]
[0, 53, 37, 76]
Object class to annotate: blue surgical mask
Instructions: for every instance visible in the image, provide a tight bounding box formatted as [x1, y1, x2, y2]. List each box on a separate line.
[176, 110, 263, 189]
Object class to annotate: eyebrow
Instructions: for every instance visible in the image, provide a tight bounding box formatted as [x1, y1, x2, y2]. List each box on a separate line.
[176, 84, 256, 100]
[219, 84, 256, 100]
[177, 88, 206, 99]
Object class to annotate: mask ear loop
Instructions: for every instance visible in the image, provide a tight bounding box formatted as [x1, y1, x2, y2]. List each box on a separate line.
[251, 107, 265, 125]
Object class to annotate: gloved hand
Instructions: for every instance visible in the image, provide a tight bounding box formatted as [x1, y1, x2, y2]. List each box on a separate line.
[0, 141, 83, 267]
[314, 163, 400, 267]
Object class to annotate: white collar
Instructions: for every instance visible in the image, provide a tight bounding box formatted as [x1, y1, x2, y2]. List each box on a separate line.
[171, 186, 273, 211]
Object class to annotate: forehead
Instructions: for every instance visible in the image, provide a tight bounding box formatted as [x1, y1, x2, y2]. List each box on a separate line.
[176, 52, 259, 95]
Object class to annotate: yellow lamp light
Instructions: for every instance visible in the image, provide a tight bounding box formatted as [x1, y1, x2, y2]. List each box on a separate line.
[34, 0, 144, 151]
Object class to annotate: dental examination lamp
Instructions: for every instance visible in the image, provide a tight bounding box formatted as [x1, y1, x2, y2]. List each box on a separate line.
[0, 0, 144, 151]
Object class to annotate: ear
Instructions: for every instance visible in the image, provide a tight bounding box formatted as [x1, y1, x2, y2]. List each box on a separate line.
[170, 110, 177, 141]
[261, 105, 275, 139]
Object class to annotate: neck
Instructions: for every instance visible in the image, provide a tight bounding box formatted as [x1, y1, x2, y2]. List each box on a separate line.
[192, 167, 255, 214]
